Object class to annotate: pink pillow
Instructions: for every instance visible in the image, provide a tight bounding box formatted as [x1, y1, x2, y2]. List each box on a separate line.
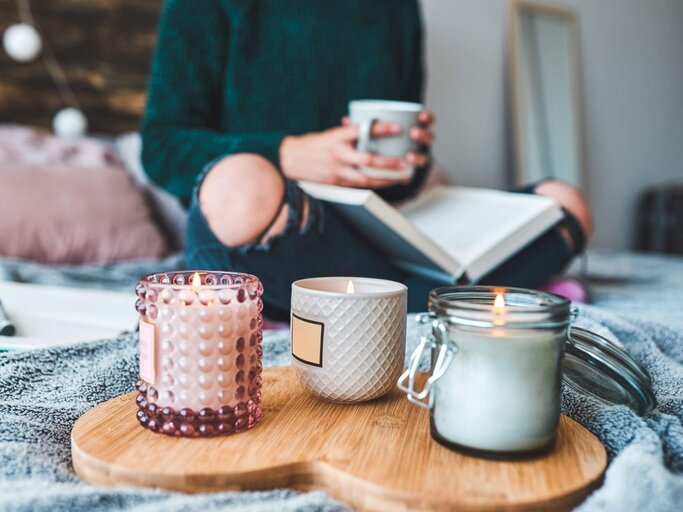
[0, 161, 168, 264]
[0, 124, 121, 167]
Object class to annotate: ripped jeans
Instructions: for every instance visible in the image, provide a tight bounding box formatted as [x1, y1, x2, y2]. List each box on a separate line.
[186, 180, 584, 321]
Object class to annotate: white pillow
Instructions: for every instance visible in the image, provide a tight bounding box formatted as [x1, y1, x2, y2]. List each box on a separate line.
[114, 132, 188, 250]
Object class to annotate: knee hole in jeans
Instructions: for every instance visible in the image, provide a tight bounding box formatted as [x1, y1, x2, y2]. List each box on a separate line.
[258, 194, 311, 245]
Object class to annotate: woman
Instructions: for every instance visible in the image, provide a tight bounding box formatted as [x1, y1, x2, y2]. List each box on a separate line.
[142, 0, 592, 320]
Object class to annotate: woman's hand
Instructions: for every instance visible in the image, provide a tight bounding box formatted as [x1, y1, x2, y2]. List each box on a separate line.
[406, 110, 436, 168]
[340, 109, 435, 170]
[280, 123, 411, 188]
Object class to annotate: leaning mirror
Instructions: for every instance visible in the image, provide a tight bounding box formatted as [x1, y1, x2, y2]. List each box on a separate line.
[509, 0, 585, 189]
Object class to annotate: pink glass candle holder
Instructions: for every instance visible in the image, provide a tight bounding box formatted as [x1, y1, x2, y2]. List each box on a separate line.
[134, 271, 264, 437]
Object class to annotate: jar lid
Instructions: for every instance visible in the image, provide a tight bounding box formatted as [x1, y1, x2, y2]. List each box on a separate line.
[563, 326, 657, 415]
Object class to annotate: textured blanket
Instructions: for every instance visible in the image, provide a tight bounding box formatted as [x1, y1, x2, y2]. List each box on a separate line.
[0, 250, 682, 511]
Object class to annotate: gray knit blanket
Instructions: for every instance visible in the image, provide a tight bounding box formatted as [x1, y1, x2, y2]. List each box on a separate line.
[0, 251, 682, 511]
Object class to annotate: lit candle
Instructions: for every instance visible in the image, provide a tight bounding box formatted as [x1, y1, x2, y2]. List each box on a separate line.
[291, 277, 407, 402]
[402, 286, 569, 456]
[346, 279, 355, 294]
[134, 271, 264, 437]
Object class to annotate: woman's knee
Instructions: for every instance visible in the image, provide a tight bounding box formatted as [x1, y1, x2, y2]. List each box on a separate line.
[199, 154, 285, 247]
[534, 180, 594, 240]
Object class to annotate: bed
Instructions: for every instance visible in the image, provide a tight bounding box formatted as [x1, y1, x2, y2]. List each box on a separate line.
[0, 250, 682, 511]
[1, 2, 682, 510]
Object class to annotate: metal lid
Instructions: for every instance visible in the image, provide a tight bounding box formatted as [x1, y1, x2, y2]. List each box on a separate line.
[563, 326, 657, 415]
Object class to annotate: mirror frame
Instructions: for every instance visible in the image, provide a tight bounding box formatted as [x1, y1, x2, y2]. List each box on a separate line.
[508, 0, 586, 189]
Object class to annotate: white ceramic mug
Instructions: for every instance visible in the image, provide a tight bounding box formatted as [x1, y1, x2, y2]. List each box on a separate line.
[349, 100, 423, 180]
[290, 277, 407, 402]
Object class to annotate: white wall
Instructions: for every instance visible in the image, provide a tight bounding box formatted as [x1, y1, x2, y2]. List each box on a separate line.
[421, 0, 683, 250]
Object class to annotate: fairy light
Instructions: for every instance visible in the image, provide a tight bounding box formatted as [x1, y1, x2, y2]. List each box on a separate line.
[3, 0, 88, 136]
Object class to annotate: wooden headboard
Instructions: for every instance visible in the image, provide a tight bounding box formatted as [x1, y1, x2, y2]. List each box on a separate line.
[0, 0, 163, 134]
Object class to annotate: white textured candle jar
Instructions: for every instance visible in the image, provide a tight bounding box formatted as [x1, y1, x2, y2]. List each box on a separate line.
[291, 277, 407, 402]
[399, 286, 570, 456]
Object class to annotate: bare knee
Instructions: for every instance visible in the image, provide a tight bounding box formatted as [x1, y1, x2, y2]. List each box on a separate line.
[534, 180, 594, 240]
[199, 154, 285, 247]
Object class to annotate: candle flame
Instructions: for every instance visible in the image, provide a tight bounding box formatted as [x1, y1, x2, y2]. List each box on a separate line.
[346, 280, 355, 294]
[492, 293, 506, 326]
[493, 293, 505, 313]
[191, 272, 201, 293]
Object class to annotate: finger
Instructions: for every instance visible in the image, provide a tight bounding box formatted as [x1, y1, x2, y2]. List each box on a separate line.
[366, 153, 407, 170]
[405, 151, 430, 167]
[334, 144, 373, 167]
[334, 121, 401, 142]
[341, 116, 351, 126]
[418, 110, 435, 126]
[335, 167, 411, 189]
[365, 176, 413, 188]
[370, 121, 402, 138]
[334, 167, 374, 188]
[332, 125, 360, 142]
[335, 142, 407, 171]
[410, 126, 435, 145]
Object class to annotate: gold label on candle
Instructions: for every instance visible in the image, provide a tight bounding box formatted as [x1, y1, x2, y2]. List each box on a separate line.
[291, 314, 324, 367]
[139, 319, 156, 384]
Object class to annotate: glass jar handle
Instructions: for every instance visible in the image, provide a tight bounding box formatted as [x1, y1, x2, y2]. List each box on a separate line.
[568, 305, 580, 341]
[396, 314, 432, 400]
[570, 306, 579, 322]
[397, 313, 457, 409]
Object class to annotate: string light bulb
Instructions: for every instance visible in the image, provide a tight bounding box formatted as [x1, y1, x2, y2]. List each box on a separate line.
[3, 0, 88, 137]
[52, 107, 88, 138]
[2, 23, 42, 62]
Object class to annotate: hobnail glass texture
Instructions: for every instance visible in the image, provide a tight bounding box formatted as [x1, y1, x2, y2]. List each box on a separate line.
[134, 271, 263, 437]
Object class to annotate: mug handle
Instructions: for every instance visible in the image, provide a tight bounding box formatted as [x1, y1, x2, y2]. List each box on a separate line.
[397, 314, 457, 409]
[357, 118, 377, 154]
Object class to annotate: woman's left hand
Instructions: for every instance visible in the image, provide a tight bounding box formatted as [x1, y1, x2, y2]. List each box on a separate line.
[406, 110, 435, 168]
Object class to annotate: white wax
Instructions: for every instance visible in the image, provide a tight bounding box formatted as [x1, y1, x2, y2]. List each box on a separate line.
[293, 277, 405, 296]
[432, 326, 563, 453]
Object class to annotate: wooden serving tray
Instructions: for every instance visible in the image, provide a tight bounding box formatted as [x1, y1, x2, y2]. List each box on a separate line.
[72, 367, 606, 511]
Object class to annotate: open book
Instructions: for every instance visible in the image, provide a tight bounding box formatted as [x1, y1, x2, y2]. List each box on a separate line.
[299, 182, 563, 283]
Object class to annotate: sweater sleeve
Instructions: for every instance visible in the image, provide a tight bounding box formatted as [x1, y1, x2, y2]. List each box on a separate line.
[141, 0, 285, 205]
[376, 0, 430, 204]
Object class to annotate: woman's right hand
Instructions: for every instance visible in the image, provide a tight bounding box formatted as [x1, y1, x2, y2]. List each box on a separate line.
[279, 123, 411, 188]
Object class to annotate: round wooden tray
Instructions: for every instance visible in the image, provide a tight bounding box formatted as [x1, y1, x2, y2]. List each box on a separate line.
[72, 367, 606, 511]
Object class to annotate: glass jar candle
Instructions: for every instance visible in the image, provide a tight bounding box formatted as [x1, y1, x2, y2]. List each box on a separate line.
[134, 271, 264, 437]
[399, 286, 571, 456]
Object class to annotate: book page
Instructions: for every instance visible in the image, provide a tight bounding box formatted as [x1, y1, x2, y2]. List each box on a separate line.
[300, 182, 561, 282]
[400, 186, 558, 268]
[300, 181, 463, 278]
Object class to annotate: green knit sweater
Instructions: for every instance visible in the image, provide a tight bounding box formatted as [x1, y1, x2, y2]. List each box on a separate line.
[141, 0, 427, 206]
